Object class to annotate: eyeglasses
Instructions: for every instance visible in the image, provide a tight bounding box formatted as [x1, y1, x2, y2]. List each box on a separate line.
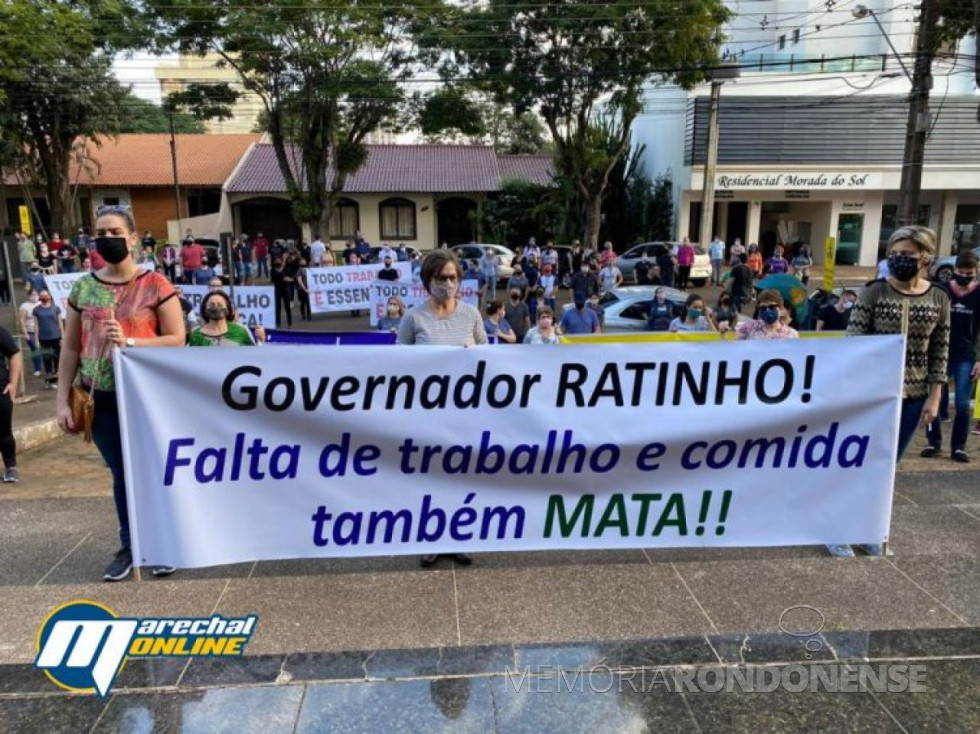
[433, 275, 458, 283]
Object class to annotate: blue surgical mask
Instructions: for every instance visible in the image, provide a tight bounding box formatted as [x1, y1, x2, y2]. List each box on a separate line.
[759, 307, 780, 324]
[687, 308, 702, 321]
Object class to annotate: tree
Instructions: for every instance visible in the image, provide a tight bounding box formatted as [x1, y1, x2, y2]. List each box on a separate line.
[148, 0, 441, 239]
[0, 1, 143, 235]
[415, 89, 550, 153]
[423, 0, 729, 247]
[117, 93, 205, 134]
[479, 179, 565, 250]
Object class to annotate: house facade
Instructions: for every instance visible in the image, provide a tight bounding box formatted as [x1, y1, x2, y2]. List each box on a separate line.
[225, 144, 554, 248]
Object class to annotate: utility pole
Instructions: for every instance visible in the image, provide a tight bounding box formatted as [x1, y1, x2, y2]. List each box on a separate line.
[697, 64, 739, 245]
[698, 80, 723, 246]
[898, 0, 940, 226]
[169, 114, 183, 239]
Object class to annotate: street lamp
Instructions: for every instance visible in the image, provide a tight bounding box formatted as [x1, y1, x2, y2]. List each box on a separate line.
[853, 2, 939, 227]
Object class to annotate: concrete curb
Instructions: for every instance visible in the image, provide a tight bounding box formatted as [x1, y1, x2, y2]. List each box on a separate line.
[15, 418, 62, 452]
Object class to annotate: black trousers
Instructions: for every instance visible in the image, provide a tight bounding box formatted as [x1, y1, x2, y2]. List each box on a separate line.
[275, 288, 293, 328]
[0, 393, 16, 469]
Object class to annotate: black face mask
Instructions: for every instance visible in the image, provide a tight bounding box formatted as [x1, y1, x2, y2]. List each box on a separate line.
[887, 254, 919, 282]
[953, 274, 975, 287]
[95, 236, 129, 264]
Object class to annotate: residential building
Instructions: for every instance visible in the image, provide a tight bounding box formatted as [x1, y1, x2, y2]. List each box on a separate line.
[633, 1, 980, 265]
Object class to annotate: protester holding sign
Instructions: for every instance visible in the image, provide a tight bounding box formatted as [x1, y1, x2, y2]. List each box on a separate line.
[189, 291, 256, 347]
[847, 225, 949, 463]
[397, 250, 485, 568]
[55, 205, 185, 582]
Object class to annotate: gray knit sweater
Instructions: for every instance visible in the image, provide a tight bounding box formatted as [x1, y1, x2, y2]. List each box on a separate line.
[847, 280, 950, 399]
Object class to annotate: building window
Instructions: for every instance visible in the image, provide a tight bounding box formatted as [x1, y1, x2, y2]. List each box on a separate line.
[187, 188, 221, 217]
[330, 198, 359, 239]
[792, 29, 800, 45]
[379, 197, 417, 240]
[778, 35, 786, 51]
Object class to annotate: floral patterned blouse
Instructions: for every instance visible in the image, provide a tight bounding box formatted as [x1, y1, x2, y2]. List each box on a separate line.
[68, 271, 176, 390]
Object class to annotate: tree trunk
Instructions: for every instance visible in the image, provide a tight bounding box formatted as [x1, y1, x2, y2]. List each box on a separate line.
[584, 194, 603, 249]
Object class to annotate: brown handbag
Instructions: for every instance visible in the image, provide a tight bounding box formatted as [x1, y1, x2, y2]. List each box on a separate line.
[68, 382, 96, 443]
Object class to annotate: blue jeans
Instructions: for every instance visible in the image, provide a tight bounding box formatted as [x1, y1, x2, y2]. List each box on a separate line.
[256, 257, 269, 279]
[897, 397, 926, 462]
[26, 333, 43, 373]
[711, 259, 723, 284]
[91, 390, 130, 549]
[926, 360, 975, 452]
[485, 275, 497, 300]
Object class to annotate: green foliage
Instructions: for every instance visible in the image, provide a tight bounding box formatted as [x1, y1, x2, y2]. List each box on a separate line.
[147, 0, 442, 237]
[479, 179, 566, 249]
[414, 89, 549, 153]
[422, 0, 729, 245]
[0, 0, 146, 233]
[164, 83, 238, 122]
[118, 93, 205, 133]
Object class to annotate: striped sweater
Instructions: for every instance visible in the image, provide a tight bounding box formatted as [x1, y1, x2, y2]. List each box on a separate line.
[847, 280, 950, 399]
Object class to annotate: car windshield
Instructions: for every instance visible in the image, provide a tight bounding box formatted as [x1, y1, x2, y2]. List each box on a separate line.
[598, 292, 619, 306]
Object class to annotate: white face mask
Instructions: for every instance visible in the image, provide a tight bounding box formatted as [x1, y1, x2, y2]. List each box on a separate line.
[430, 279, 456, 302]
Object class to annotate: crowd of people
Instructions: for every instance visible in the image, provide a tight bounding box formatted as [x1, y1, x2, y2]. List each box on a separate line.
[0, 209, 973, 576]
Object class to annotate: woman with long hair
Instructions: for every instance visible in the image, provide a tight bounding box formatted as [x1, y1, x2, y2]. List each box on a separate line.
[55, 206, 185, 581]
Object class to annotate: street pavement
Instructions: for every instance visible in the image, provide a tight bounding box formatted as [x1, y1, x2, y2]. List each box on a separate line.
[1, 263, 978, 732]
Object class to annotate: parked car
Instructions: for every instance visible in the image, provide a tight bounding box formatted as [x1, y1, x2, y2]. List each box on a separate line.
[929, 245, 980, 283]
[562, 285, 688, 332]
[616, 242, 711, 287]
[451, 244, 518, 279]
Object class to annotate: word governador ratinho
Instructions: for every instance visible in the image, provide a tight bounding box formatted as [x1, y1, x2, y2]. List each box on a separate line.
[220, 355, 818, 413]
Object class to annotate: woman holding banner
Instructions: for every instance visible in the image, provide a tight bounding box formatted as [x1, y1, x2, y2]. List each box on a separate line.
[848, 226, 949, 462]
[55, 205, 185, 582]
[397, 249, 486, 568]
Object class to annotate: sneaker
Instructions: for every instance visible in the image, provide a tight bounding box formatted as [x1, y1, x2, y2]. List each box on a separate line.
[826, 544, 855, 558]
[453, 553, 473, 566]
[952, 450, 970, 464]
[103, 548, 133, 582]
[920, 446, 940, 458]
[32, 371, 40, 377]
[151, 565, 176, 577]
[858, 543, 884, 557]
[2, 468, 18, 483]
[420, 554, 439, 568]
[973, 425, 980, 436]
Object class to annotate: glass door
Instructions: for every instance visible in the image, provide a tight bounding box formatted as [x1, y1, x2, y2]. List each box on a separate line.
[837, 213, 864, 265]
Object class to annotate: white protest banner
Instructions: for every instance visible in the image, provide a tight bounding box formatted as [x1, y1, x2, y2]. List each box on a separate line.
[42, 273, 85, 315]
[307, 263, 412, 314]
[115, 337, 904, 569]
[369, 279, 481, 326]
[181, 286, 274, 327]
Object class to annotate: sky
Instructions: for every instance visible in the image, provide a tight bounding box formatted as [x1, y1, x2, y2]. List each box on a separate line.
[113, 54, 176, 104]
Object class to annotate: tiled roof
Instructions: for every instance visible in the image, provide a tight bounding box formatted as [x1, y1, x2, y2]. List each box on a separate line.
[227, 144, 556, 194]
[38, 134, 260, 187]
[498, 154, 555, 187]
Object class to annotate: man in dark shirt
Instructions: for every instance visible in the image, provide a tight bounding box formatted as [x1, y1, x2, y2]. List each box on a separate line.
[815, 290, 857, 331]
[924, 251, 980, 462]
[569, 264, 598, 298]
[656, 248, 676, 288]
[503, 287, 530, 344]
[634, 259, 652, 285]
[377, 256, 399, 281]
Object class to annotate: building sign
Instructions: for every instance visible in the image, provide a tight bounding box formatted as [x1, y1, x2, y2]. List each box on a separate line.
[842, 201, 865, 211]
[785, 191, 811, 200]
[715, 190, 734, 200]
[715, 173, 881, 190]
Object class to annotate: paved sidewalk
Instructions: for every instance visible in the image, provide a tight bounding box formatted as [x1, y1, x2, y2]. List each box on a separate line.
[0, 434, 978, 732]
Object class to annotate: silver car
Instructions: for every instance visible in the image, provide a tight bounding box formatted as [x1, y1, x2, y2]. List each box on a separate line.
[562, 285, 688, 332]
[929, 245, 980, 283]
[451, 244, 518, 279]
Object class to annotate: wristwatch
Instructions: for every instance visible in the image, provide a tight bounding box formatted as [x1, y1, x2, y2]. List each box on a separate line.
[125, 337, 136, 348]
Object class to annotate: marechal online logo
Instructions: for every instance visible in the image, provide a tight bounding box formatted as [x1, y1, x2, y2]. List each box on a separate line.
[34, 600, 258, 697]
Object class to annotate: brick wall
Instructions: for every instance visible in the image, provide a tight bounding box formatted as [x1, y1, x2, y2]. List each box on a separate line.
[131, 188, 186, 241]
